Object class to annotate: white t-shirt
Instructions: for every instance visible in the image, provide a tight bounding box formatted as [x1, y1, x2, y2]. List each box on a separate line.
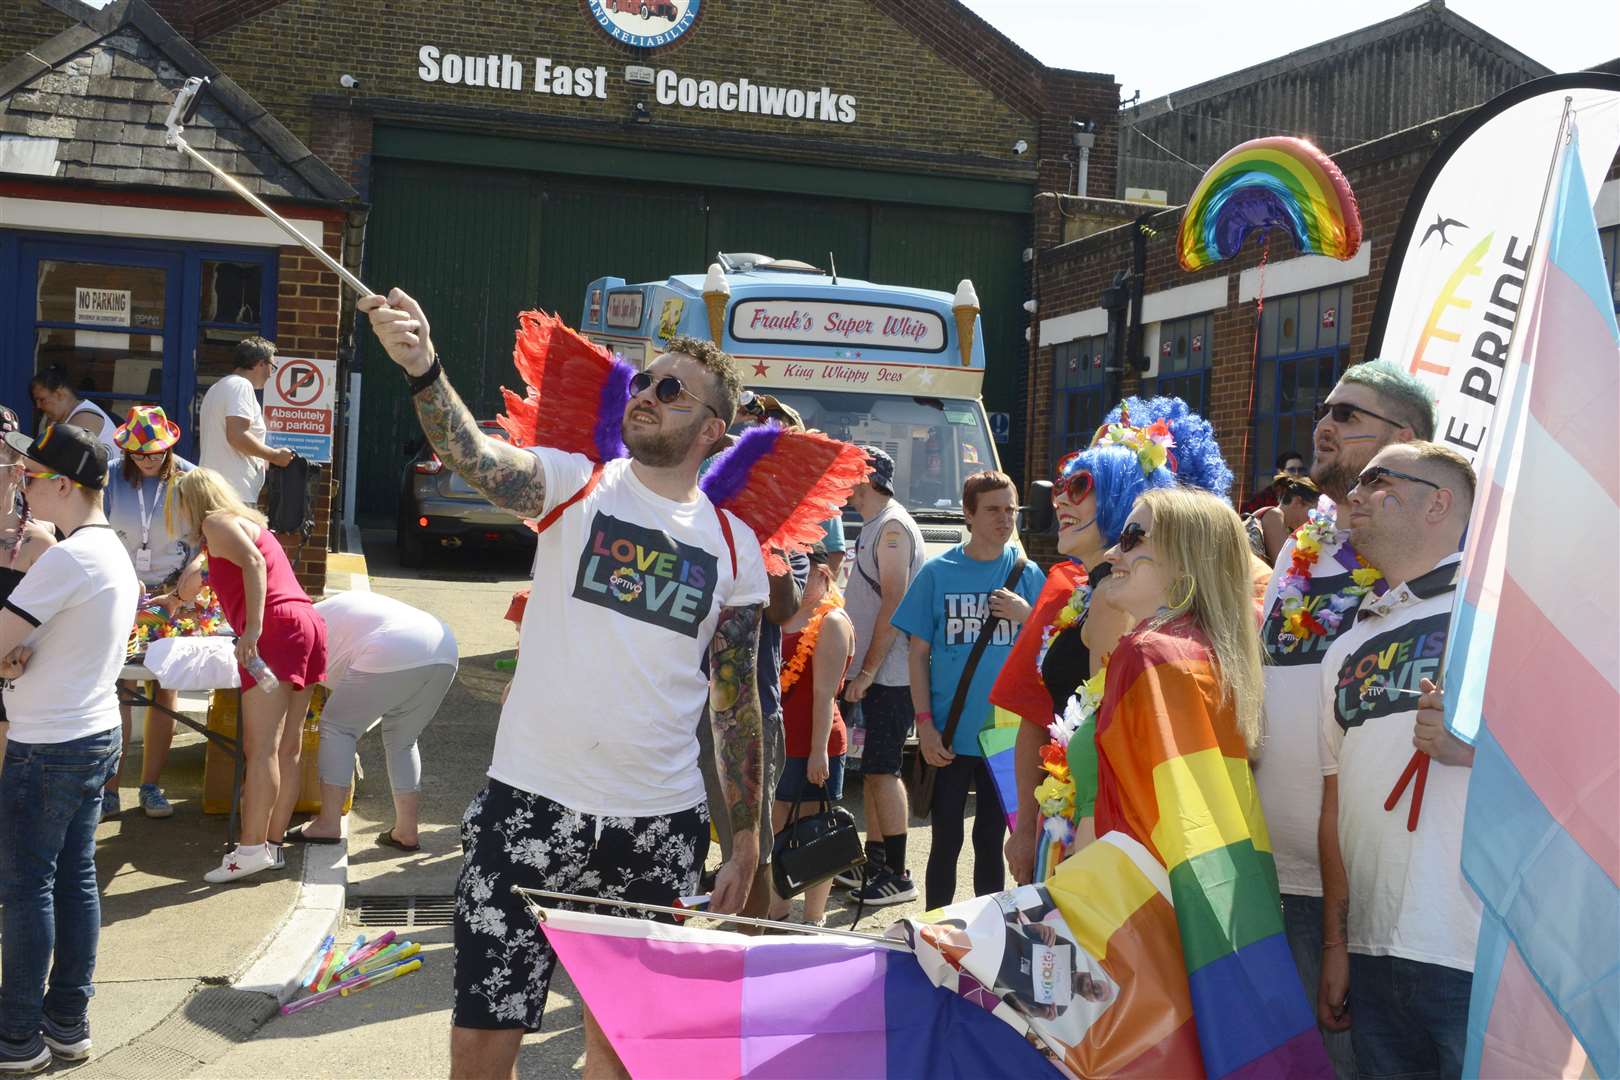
[199, 373, 268, 502]
[66, 400, 123, 466]
[1319, 554, 1479, 973]
[493, 450, 769, 817]
[3, 524, 140, 743]
[1255, 523, 1371, 897]
[315, 591, 458, 685]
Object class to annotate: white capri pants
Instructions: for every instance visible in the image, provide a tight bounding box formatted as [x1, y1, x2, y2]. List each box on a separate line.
[317, 662, 457, 794]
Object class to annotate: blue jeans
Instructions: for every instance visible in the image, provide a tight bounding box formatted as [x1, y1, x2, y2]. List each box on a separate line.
[0, 728, 121, 1042]
[1348, 953, 1471, 1080]
[1282, 893, 1357, 1079]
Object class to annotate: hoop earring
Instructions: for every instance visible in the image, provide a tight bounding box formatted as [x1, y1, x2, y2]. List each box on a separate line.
[1169, 575, 1196, 612]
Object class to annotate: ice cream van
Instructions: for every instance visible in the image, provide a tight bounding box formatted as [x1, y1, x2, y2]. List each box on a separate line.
[580, 252, 1003, 554]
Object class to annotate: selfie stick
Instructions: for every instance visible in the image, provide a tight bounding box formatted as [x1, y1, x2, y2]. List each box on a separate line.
[163, 77, 372, 297]
[511, 886, 907, 949]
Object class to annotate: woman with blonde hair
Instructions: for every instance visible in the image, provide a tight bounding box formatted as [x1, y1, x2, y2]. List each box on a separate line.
[170, 467, 327, 883]
[1083, 485, 1326, 1075]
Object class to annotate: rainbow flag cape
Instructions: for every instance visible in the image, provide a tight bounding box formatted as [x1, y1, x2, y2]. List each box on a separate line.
[1096, 624, 1328, 1077]
[977, 706, 1022, 828]
[541, 908, 1064, 1079]
[1441, 125, 1618, 1077]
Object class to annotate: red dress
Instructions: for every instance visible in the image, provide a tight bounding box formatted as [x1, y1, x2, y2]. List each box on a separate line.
[207, 524, 327, 690]
[780, 627, 848, 759]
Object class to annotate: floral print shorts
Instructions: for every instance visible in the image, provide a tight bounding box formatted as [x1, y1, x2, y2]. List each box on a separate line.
[452, 779, 709, 1031]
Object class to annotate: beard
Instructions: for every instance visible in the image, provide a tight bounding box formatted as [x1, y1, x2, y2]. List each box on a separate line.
[1311, 459, 1360, 504]
[623, 411, 705, 468]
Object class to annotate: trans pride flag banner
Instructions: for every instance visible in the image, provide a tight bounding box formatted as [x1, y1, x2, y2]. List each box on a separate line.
[540, 908, 1064, 1079]
[1442, 122, 1620, 1077]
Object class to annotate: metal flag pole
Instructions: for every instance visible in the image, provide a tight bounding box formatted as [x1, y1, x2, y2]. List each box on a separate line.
[163, 77, 372, 297]
[511, 886, 909, 949]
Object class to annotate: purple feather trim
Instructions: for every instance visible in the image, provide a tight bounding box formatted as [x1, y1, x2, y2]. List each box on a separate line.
[701, 423, 782, 507]
[593, 359, 636, 461]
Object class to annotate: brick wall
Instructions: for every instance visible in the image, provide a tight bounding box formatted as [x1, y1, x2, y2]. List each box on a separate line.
[1027, 119, 1470, 512]
[271, 216, 344, 595]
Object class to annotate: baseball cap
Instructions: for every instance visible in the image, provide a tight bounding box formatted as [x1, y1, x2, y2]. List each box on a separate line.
[858, 445, 895, 495]
[5, 422, 110, 490]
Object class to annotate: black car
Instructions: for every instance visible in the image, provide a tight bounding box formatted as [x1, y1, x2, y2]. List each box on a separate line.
[395, 421, 537, 567]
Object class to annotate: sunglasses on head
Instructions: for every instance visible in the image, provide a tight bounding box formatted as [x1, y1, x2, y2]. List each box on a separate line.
[1314, 400, 1406, 429]
[629, 371, 719, 419]
[1355, 465, 1442, 493]
[1116, 521, 1150, 553]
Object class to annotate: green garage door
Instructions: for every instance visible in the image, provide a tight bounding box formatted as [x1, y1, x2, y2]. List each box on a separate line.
[359, 149, 1031, 521]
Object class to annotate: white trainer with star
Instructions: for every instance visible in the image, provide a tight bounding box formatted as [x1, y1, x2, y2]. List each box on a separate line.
[204, 845, 278, 884]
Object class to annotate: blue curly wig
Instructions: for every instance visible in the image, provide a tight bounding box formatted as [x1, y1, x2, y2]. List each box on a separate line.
[1059, 395, 1233, 546]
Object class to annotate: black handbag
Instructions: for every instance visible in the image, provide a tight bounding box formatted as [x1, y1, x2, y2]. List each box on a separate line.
[770, 788, 865, 900]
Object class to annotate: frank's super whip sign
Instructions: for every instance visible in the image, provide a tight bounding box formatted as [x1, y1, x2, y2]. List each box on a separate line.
[1366, 74, 1620, 461]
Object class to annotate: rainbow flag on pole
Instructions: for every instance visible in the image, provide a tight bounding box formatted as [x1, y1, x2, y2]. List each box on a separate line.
[1096, 627, 1329, 1077]
[541, 909, 1063, 1079]
[1442, 122, 1619, 1078]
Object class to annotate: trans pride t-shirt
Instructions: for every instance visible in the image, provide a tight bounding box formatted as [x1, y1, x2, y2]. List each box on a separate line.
[492, 450, 769, 817]
[892, 544, 1045, 756]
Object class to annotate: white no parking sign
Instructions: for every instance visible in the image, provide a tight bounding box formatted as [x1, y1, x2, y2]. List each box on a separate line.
[263, 356, 336, 463]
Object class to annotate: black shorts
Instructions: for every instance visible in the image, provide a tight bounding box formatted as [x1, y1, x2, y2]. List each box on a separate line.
[451, 779, 709, 1032]
[854, 682, 913, 777]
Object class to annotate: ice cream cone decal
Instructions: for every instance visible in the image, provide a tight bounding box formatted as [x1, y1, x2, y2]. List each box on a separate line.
[703, 263, 731, 344]
[952, 278, 980, 367]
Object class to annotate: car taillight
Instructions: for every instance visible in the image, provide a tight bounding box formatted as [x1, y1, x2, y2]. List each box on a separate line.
[414, 455, 444, 475]
[418, 516, 430, 528]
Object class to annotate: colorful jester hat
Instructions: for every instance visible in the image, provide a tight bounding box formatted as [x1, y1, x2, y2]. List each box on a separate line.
[495, 311, 870, 574]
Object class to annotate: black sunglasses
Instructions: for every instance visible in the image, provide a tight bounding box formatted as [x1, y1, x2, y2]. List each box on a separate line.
[1117, 521, 1150, 553]
[1314, 400, 1406, 429]
[629, 372, 719, 419]
[1355, 465, 1442, 493]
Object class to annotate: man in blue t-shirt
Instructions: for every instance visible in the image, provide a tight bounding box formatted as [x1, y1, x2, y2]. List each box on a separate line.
[892, 471, 1044, 910]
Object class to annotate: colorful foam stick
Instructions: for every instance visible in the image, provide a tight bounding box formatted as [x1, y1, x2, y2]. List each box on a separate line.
[280, 957, 420, 1015]
[354, 942, 405, 973]
[299, 935, 334, 990]
[306, 939, 343, 992]
[318, 935, 365, 992]
[1178, 135, 1363, 271]
[360, 942, 419, 975]
[333, 930, 396, 979]
[340, 958, 423, 998]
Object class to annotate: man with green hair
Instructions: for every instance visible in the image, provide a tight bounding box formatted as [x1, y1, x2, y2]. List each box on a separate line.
[1253, 358, 1437, 1078]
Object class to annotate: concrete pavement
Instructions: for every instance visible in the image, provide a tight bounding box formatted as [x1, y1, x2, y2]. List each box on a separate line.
[75, 529, 1004, 1077]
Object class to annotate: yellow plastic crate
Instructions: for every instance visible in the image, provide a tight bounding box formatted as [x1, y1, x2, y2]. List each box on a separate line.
[203, 685, 353, 816]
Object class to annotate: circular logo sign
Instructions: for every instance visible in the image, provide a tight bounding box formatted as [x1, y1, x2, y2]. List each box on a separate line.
[587, 0, 700, 49]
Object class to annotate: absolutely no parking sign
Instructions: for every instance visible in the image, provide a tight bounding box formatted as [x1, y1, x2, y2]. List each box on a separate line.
[264, 356, 336, 463]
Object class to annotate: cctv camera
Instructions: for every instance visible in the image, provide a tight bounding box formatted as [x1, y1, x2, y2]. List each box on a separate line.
[339, 74, 361, 89]
[1012, 139, 1029, 156]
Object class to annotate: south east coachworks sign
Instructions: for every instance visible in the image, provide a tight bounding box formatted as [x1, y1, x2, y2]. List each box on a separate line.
[586, 0, 700, 49]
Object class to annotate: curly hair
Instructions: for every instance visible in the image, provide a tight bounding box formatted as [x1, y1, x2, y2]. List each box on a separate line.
[1059, 395, 1234, 546]
[663, 335, 742, 426]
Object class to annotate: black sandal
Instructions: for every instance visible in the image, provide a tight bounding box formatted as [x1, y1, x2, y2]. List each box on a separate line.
[376, 829, 421, 853]
[284, 823, 341, 845]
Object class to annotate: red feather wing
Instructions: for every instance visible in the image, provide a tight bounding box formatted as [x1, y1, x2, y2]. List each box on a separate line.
[497, 311, 618, 458]
[714, 432, 871, 575]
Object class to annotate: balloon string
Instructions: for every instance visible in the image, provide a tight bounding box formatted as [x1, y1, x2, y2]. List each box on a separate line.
[1240, 237, 1271, 503]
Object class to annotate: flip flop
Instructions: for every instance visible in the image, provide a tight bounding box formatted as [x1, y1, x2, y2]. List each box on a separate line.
[376, 829, 421, 853]
[283, 823, 341, 846]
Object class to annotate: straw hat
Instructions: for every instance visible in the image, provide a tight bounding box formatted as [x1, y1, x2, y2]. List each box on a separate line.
[113, 404, 181, 454]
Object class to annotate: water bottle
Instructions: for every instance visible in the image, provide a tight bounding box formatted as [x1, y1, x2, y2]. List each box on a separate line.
[245, 653, 280, 693]
[844, 701, 865, 770]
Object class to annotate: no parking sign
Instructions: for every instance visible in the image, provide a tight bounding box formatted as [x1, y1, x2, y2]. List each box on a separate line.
[264, 356, 336, 463]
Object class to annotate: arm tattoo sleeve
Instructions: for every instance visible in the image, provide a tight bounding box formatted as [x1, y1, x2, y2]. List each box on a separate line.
[709, 604, 764, 840]
[413, 371, 547, 517]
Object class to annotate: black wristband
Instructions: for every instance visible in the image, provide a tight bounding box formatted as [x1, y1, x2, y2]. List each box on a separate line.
[407, 356, 443, 396]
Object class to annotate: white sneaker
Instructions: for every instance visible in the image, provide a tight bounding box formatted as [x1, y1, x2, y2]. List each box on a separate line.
[204, 845, 278, 884]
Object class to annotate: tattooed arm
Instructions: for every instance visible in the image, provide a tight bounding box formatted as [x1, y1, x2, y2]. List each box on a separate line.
[708, 603, 763, 915]
[359, 289, 546, 518]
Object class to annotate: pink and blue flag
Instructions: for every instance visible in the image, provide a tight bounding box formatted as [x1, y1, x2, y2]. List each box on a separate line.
[1443, 123, 1619, 1077]
[540, 907, 1065, 1079]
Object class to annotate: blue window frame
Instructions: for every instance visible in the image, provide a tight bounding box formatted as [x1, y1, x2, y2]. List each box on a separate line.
[1600, 225, 1619, 317]
[1, 231, 277, 463]
[1251, 283, 1355, 493]
[1051, 335, 1108, 474]
[1147, 312, 1212, 415]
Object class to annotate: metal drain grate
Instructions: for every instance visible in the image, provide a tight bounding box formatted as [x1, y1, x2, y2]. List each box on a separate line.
[350, 894, 457, 928]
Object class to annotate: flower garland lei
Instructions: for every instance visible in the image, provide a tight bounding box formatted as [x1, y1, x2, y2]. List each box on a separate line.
[1035, 664, 1106, 821]
[779, 589, 843, 695]
[1274, 502, 1383, 654]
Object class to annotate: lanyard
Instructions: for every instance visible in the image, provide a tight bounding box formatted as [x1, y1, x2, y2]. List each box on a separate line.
[135, 478, 165, 549]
